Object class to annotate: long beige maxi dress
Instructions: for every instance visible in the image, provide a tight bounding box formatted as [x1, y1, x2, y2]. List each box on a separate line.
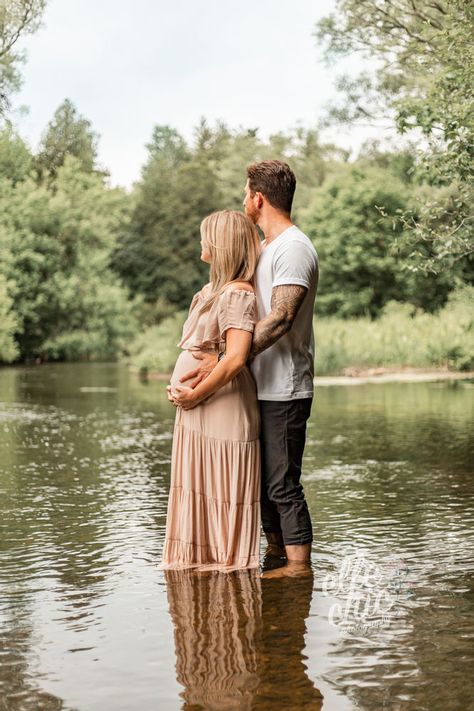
[161, 283, 261, 570]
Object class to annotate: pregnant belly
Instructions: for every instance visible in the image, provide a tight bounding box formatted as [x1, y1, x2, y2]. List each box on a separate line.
[170, 349, 259, 441]
[170, 350, 208, 392]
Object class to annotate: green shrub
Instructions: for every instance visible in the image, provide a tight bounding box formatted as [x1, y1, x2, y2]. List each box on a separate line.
[125, 288, 473, 377]
[0, 274, 19, 363]
[126, 311, 187, 374]
[315, 286, 473, 374]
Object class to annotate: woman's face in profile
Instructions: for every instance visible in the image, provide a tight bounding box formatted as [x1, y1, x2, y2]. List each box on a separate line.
[200, 230, 211, 264]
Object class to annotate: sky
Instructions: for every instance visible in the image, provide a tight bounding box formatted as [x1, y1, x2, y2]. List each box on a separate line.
[12, 0, 390, 188]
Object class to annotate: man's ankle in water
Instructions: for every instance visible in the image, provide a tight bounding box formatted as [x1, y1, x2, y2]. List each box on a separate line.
[285, 543, 312, 563]
[265, 531, 286, 557]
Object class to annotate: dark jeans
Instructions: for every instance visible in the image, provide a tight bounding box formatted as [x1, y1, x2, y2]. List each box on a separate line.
[259, 398, 313, 546]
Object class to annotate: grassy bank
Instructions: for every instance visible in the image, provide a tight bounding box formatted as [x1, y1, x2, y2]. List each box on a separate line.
[125, 287, 473, 377]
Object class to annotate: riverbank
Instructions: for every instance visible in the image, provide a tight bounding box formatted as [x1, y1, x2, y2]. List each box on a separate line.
[314, 368, 474, 386]
[131, 365, 474, 386]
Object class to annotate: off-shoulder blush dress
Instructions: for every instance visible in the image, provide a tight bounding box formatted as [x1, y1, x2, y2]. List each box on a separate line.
[161, 284, 261, 570]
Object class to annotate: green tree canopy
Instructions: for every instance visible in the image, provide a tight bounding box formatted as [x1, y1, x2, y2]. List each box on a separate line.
[35, 99, 101, 181]
[316, 0, 474, 272]
[0, 155, 136, 360]
[0, 124, 32, 182]
[112, 124, 222, 311]
[0, 271, 18, 361]
[0, 0, 46, 113]
[301, 165, 454, 317]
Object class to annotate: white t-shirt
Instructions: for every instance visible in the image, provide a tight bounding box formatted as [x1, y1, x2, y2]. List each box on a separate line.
[250, 225, 319, 401]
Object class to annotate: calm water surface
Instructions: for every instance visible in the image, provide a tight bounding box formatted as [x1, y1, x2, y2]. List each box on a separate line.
[0, 363, 473, 711]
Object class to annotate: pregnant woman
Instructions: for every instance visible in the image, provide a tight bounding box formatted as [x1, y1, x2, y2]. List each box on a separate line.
[160, 210, 262, 570]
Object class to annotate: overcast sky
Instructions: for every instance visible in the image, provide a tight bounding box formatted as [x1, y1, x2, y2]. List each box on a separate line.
[12, 0, 388, 188]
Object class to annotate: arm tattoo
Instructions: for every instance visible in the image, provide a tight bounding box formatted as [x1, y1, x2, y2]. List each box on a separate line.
[249, 284, 307, 359]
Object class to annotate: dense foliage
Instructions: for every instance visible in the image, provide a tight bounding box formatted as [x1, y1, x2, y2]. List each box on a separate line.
[316, 0, 474, 273]
[0, 0, 471, 371]
[0, 103, 472, 366]
[0, 122, 137, 362]
[111, 122, 342, 312]
[0, 0, 46, 113]
[112, 125, 221, 311]
[128, 287, 474, 376]
[302, 162, 456, 317]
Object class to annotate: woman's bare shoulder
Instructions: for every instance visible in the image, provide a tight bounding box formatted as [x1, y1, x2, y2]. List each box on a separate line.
[200, 282, 212, 295]
[223, 281, 255, 293]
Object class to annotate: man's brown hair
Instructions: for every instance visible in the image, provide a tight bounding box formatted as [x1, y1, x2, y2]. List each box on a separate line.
[246, 160, 296, 215]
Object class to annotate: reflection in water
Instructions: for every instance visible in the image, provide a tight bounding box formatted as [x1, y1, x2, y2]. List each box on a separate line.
[257, 571, 323, 711]
[164, 568, 323, 711]
[0, 613, 65, 711]
[0, 364, 473, 710]
[165, 569, 261, 710]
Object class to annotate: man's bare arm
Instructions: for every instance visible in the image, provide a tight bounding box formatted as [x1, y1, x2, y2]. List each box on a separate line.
[249, 284, 307, 359]
[170, 283, 308, 397]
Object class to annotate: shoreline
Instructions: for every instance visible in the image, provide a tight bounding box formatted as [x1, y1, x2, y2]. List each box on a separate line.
[133, 367, 474, 387]
[314, 370, 474, 386]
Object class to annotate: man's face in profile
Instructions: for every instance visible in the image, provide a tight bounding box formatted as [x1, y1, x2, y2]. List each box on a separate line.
[243, 179, 260, 224]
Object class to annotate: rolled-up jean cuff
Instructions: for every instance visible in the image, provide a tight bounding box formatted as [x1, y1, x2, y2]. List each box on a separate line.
[262, 527, 313, 545]
[283, 533, 313, 546]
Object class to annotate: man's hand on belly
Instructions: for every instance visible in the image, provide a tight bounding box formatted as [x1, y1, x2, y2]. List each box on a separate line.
[179, 351, 218, 388]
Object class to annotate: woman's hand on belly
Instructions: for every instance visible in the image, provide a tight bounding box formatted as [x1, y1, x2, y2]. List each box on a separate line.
[170, 385, 201, 410]
[166, 385, 177, 407]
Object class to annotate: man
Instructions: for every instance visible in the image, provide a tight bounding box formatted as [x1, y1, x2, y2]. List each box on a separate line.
[174, 160, 319, 576]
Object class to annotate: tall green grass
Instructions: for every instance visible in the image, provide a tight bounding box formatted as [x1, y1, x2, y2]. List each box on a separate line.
[126, 287, 473, 376]
[315, 288, 473, 374]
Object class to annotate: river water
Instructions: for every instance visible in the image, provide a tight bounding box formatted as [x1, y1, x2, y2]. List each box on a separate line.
[0, 363, 473, 711]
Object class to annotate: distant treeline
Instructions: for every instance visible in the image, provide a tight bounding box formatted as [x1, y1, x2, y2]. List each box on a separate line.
[0, 0, 474, 371]
[0, 101, 472, 365]
[0, 0, 472, 367]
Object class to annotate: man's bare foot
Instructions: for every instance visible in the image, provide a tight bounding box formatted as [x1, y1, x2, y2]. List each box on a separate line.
[261, 561, 313, 579]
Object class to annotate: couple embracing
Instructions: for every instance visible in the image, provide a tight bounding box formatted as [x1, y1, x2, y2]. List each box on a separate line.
[161, 160, 319, 577]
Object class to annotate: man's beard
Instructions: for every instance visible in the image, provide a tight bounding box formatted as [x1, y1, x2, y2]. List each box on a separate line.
[245, 203, 260, 225]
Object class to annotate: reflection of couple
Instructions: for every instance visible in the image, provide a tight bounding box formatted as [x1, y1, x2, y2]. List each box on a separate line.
[164, 568, 323, 710]
[161, 160, 319, 575]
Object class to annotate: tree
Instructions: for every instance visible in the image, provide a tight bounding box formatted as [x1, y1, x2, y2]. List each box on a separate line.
[290, 127, 348, 218]
[316, 0, 474, 273]
[113, 120, 355, 314]
[0, 124, 32, 182]
[0, 0, 46, 113]
[113, 125, 222, 311]
[209, 122, 344, 218]
[0, 156, 136, 361]
[213, 126, 263, 210]
[0, 272, 18, 361]
[301, 165, 454, 318]
[35, 99, 101, 181]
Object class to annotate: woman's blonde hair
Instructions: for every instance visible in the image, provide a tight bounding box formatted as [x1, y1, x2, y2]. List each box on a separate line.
[199, 210, 261, 311]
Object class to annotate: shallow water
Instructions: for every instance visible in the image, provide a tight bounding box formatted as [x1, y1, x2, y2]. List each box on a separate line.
[0, 363, 473, 711]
